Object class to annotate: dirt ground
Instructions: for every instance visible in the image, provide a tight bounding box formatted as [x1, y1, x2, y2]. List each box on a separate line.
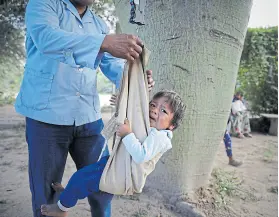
[0, 105, 277, 217]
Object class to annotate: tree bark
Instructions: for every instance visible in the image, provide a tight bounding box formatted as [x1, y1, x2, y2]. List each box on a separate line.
[114, 0, 253, 196]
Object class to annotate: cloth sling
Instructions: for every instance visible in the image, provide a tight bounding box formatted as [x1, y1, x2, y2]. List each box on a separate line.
[99, 48, 162, 195]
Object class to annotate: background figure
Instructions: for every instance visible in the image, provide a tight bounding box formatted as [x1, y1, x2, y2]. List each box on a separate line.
[230, 92, 252, 138]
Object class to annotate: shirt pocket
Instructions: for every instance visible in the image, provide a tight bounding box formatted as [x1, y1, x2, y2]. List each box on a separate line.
[20, 69, 54, 110]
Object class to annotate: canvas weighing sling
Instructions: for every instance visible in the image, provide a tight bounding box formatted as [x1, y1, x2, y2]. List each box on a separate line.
[100, 48, 162, 195]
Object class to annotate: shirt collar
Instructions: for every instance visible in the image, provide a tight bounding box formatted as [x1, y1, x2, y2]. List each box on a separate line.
[165, 130, 173, 139]
[60, 0, 84, 23]
[150, 127, 173, 139]
[82, 7, 94, 23]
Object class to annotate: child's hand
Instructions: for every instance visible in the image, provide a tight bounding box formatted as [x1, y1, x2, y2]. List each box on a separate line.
[117, 118, 132, 138]
[109, 94, 118, 106]
[146, 70, 155, 92]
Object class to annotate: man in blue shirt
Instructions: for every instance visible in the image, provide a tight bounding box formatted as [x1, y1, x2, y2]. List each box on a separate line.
[15, 0, 154, 216]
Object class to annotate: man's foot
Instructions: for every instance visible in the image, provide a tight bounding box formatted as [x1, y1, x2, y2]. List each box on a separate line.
[243, 133, 252, 138]
[229, 159, 242, 167]
[52, 182, 65, 192]
[41, 204, 67, 217]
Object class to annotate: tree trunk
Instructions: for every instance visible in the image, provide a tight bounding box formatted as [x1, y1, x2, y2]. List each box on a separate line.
[114, 0, 253, 196]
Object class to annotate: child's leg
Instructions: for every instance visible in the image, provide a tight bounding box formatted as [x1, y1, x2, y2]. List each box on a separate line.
[60, 156, 108, 207]
[223, 131, 232, 157]
[223, 131, 242, 167]
[41, 156, 108, 216]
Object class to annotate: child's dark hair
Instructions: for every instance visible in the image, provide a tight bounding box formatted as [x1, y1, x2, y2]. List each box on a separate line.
[235, 91, 243, 97]
[152, 90, 186, 130]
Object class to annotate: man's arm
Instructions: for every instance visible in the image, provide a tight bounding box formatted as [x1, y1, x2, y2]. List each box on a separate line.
[99, 53, 125, 89]
[26, 0, 106, 69]
[100, 54, 155, 91]
[122, 129, 172, 164]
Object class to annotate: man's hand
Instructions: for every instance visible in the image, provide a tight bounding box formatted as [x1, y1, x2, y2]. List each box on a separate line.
[146, 70, 155, 92]
[117, 118, 132, 138]
[101, 34, 143, 61]
[109, 70, 154, 107]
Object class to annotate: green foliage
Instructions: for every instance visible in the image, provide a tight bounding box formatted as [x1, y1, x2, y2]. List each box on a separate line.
[91, 0, 116, 30]
[0, 0, 26, 105]
[237, 27, 278, 115]
[3, 2, 276, 114]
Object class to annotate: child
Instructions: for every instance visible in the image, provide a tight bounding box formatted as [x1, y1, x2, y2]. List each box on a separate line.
[41, 90, 186, 217]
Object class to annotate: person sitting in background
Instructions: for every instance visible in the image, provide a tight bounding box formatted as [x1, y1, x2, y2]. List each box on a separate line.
[231, 92, 252, 138]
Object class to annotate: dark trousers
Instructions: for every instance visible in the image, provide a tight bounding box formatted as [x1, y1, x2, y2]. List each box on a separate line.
[25, 117, 113, 217]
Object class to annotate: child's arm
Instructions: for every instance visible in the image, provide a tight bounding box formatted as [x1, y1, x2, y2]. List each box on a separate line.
[117, 119, 172, 164]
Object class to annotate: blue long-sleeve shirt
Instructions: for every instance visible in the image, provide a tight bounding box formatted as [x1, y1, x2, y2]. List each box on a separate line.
[15, 0, 125, 126]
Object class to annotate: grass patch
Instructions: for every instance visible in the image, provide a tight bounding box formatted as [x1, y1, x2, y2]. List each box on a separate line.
[131, 208, 148, 217]
[0, 161, 12, 166]
[120, 194, 140, 201]
[212, 168, 241, 207]
[0, 199, 7, 204]
[268, 186, 278, 194]
[263, 142, 277, 162]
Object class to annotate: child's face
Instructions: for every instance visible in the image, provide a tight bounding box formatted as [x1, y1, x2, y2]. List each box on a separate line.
[149, 97, 175, 131]
[236, 94, 242, 100]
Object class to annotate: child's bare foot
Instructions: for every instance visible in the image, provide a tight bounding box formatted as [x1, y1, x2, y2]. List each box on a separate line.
[41, 204, 68, 217]
[52, 182, 65, 192]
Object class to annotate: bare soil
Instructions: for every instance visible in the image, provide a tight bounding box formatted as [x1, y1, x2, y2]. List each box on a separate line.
[0, 105, 277, 217]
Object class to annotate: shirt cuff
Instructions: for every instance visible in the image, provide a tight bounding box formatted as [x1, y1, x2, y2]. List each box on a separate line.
[85, 33, 107, 69]
[57, 200, 70, 212]
[115, 60, 126, 90]
[94, 33, 107, 50]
